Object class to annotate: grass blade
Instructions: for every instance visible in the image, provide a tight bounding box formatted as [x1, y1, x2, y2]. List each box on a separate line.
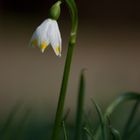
[127, 119, 140, 138]
[62, 121, 68, 140]
[105, 92, 140, 117]
[14, 108, 31, 140]
[122, 100, 139, 139]
[74, 70, 85, 140]
[94, 92, 140, 140]
[83, 127, 95, 140]
[110, 127, 121, 140]
[63, 109, 70, 121]
[92, 99, 106, 140]
[0, 101, 22, 139]
[105, 92, 140, 139]
[107, 116, 121, 140]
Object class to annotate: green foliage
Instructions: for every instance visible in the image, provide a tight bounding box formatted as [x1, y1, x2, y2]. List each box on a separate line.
[109, 127, 121, 140]
[91, 99, 106, 140]
[0, 83, 140, 140]
[105, 92, 140, 117]
[0, 81, 140, 140]
[62, 121, 68, 140]
[83, 126, 95, 140]
[74, 70, 85, 140]
[93, 92, 140, 140]
[0, 102, 22, 139]
[122, 100, 139, 139]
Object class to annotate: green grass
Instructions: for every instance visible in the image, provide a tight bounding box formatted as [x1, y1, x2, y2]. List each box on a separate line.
[0, 81, 140, 140]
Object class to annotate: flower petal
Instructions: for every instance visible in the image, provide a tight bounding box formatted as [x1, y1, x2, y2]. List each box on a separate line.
[52, 45, 61, 57]
[40, 41, 48, 53]
[30, 31, 39, 48]
[31, 39, 38, 48]
[48, 20, 62, 56]
[30, 19, 51, 48]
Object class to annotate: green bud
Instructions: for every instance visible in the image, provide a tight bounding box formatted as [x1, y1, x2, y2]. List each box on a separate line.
[49, 1, 61, 20]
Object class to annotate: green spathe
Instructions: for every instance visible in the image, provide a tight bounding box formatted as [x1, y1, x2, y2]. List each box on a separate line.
[49, 1, 61, 20]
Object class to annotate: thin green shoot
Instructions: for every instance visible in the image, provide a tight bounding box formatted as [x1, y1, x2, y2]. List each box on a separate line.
[122, 100, 139, 139]
[62, 121, 68, 140]
[74, 70, 85, 140]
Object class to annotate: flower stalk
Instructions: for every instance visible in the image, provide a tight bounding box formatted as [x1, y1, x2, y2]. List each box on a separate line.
[51, 0, 78, 140]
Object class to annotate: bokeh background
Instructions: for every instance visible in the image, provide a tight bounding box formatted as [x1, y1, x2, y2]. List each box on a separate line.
[0, 0, 140, 124]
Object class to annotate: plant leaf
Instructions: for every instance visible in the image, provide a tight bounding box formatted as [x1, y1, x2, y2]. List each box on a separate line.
[83, 126, 95, 140]
[62, 121, 68, 140]
[110, 127, 121, 140]
[94, 92, 140, 140]
[74, 70, 85, 140]
[0, 101, 22, 139]
[105, 92, 140, 117]
[91, 99, 106, 140]
[122, 100, 139, 139]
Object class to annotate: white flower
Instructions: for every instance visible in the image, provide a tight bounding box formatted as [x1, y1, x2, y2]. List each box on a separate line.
[31, 18, 62, 57]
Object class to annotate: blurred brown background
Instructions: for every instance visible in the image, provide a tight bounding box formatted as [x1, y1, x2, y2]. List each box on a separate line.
[0, 0, 140, 121]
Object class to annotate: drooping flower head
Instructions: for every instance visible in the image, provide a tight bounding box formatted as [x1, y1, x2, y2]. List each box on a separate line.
[30, 1, 62, 57]
[31, 19, 62, 56]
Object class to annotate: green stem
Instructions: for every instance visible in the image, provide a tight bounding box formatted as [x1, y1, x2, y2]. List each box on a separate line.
[51, 0, 78, 140]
